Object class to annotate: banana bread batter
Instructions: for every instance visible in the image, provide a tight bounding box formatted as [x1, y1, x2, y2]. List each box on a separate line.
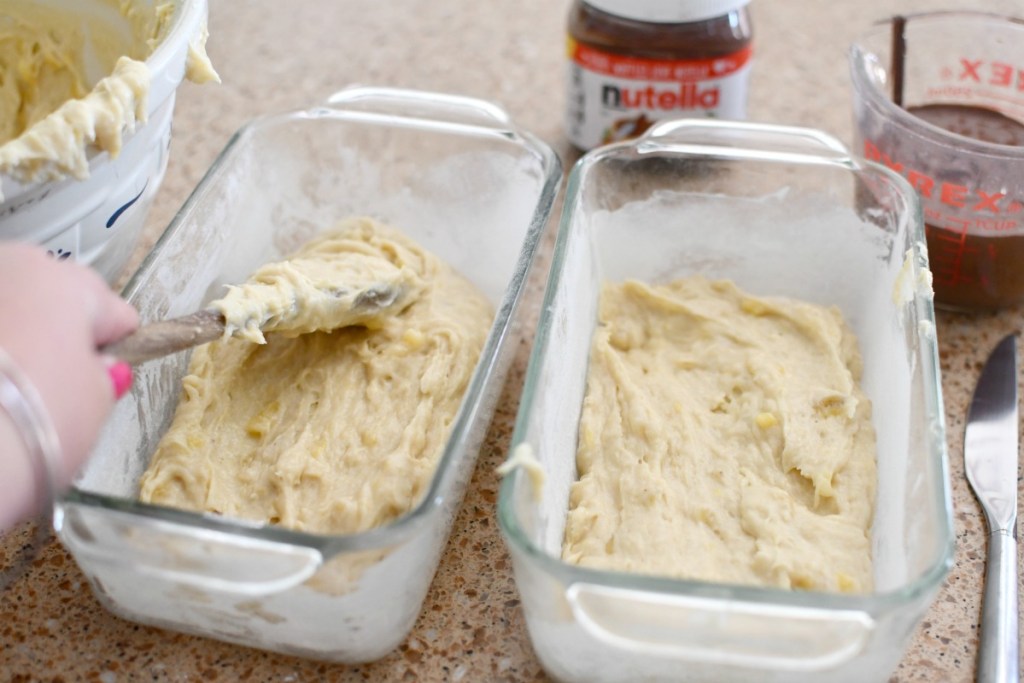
[210, 225, 426, 344]
[138, 218, 493, 535]
[562, 276, 877, 593]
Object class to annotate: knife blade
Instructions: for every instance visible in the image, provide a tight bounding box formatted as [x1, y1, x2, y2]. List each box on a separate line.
[965, 333, 1019, 683]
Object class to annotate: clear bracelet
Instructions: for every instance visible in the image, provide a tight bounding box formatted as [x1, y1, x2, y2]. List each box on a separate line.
[0, 346, 61, 592]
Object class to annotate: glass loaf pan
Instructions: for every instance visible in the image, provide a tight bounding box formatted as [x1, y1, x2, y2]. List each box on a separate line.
[498, 120, 953, 683]
[55, 87, 561, 662]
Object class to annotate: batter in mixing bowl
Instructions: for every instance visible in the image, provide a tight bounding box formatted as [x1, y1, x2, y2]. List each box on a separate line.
[0, 0, 217, 188]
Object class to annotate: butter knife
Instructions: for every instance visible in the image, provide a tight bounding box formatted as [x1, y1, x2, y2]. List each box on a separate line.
[965, 333, 1020, 683]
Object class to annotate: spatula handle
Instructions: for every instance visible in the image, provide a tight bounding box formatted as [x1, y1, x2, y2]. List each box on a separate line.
[978, 529, 1019, 683]
[101, 309, 226, 365]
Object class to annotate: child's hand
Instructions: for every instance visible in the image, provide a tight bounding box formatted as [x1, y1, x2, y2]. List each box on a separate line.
[0, 244, 138, 528]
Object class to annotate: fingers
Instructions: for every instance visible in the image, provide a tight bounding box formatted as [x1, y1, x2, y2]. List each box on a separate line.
[93, 295, 139, 347]
[0, 244, 138, 347]
[105, 358, 134, 400]
[75, 262, 139, 346]
[0, 244, 142, 497]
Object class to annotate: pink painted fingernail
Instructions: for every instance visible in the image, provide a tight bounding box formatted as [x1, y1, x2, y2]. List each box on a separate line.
[108, 361, 133, 399]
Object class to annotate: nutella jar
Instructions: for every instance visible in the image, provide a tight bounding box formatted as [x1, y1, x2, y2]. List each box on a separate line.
[566, 0, 753, 151]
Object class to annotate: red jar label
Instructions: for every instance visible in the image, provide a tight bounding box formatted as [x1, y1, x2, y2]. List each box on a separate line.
[566, 37, 753, 149]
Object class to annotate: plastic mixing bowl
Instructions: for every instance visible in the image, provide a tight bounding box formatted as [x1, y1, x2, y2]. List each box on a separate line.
[0, 0, 213, 283]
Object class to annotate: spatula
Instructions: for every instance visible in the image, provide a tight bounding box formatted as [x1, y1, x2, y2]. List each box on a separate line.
[103, 221, 427, 364]
[101, 279, 411, 365]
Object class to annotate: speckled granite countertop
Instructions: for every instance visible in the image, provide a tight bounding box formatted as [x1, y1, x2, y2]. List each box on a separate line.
[2, 0, 1022, 680]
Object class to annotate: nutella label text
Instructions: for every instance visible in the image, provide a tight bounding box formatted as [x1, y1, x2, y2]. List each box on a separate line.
[566, 37, 752, 149]
[601, 83, 720, 111]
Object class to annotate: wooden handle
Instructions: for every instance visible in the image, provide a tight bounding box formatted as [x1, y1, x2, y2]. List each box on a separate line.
[102, 309, 226, 365]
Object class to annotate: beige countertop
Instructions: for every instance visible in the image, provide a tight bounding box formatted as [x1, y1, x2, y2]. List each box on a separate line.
[2, 0, 1023, 680]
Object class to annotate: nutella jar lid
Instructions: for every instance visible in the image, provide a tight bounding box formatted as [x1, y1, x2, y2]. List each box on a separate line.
[583, 0, 750, 24]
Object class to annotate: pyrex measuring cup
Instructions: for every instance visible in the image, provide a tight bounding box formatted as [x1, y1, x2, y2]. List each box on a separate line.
[850, 12, 1024, 311]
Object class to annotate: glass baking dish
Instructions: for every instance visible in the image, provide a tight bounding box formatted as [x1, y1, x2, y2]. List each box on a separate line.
[498, 120, 953, 683]
[53, 87, 561, 662]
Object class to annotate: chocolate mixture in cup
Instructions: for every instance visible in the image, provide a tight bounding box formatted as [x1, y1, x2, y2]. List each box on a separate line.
[850, 12, 1024, 311]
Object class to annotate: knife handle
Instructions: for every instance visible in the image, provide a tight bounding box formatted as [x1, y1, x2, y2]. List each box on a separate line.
[978, 529, 1019, 683]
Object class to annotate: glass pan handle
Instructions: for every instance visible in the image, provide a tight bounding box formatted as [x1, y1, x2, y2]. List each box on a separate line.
[57, 504, 322, 595]
[567, 582, 874, 672]
[324, 86, 512, 129]
[638, 119, 853, 165]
